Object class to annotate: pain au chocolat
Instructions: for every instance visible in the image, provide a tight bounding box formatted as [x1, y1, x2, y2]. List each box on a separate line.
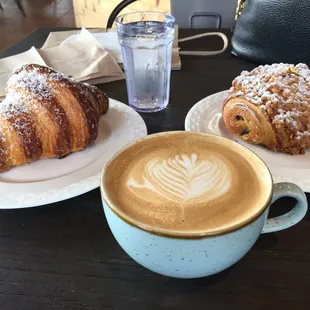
[222, 63, 310, 155]
[0, 64, 109, 172]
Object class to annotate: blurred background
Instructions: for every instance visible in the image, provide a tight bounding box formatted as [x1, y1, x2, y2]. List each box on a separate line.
[0, 0, 240, 52]
[0, 0, 170, 52]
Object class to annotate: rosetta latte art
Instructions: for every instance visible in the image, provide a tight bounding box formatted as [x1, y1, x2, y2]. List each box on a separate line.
[127, 153, 232, 203]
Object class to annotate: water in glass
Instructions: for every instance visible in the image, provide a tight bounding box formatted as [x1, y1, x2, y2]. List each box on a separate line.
[116, 13, 175, 112]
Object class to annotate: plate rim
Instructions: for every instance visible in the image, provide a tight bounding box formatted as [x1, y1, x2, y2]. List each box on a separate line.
[0, 98, 147, 209]
[184, 89, 228, 132]
[184, 90, 310, 193]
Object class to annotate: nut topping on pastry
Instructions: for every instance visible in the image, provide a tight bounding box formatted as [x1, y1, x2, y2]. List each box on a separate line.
[222, 63, 310, 155]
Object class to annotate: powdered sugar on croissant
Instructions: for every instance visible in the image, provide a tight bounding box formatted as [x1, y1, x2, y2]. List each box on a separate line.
[0, 64, 109, 172]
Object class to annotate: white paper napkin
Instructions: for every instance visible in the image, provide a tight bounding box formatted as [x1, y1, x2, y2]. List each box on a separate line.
[61, 31, 123, 64]
[39, 28, 125, 84]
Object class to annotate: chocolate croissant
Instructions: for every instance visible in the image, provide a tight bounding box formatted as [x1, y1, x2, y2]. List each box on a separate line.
[222, 63, 310, 155]
[0, 64, 109, 172]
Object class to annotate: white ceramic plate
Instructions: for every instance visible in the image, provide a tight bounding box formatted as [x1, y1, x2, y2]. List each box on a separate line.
[0, 99, 147, 209]
[185, 90, 310, 192]
[62, 32, 123, 64]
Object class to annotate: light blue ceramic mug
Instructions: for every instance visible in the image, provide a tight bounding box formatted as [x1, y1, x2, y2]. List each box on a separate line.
[100, 132, 308, 279]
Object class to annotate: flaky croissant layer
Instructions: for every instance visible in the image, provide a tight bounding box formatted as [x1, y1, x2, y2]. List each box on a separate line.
[0, 64, 109, 172]
[222, 63, 310, 155]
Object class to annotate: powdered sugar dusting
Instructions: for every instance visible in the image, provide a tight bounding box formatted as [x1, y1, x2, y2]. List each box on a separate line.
[228, 63, 310, 153]
[0, 63, 109, 171]
[0, 91, 30, 118]
[0, 90, 36, 158]
[0, 64, 74, 156]
[7, 65, 66, 100]
[1, 66, 57, 130]
[2, 64, 76, 120]
[230, 63, 310, 107]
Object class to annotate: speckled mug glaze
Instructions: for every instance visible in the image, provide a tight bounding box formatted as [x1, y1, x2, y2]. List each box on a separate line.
[100, 134, 308, 279]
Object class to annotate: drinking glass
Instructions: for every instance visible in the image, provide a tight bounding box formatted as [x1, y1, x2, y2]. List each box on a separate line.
[116, 12, 175, 113]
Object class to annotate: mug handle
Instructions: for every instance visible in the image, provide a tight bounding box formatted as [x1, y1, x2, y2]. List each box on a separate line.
[262, 182, 308, 234]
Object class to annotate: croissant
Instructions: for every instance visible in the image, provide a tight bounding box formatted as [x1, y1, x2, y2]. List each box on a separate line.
[0, 64, 109, 172]
[222, 63, 310, 155]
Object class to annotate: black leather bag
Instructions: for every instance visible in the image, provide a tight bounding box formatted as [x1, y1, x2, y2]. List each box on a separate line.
[231, 0, 310, 65]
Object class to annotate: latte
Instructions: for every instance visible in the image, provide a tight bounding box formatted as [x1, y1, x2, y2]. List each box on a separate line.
[102, 132, 273, 236]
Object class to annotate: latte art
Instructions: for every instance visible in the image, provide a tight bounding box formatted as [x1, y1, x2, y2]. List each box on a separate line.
[127, 153, 232, 203]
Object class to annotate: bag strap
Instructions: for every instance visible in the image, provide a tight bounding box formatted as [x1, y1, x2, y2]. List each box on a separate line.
[178, 32, 229, 56]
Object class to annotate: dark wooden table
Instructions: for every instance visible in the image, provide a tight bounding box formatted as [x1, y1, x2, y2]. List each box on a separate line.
[0, 28, 309, 310]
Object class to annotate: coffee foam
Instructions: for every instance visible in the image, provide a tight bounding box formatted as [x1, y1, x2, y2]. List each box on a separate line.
[103, 132, 272, 235]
